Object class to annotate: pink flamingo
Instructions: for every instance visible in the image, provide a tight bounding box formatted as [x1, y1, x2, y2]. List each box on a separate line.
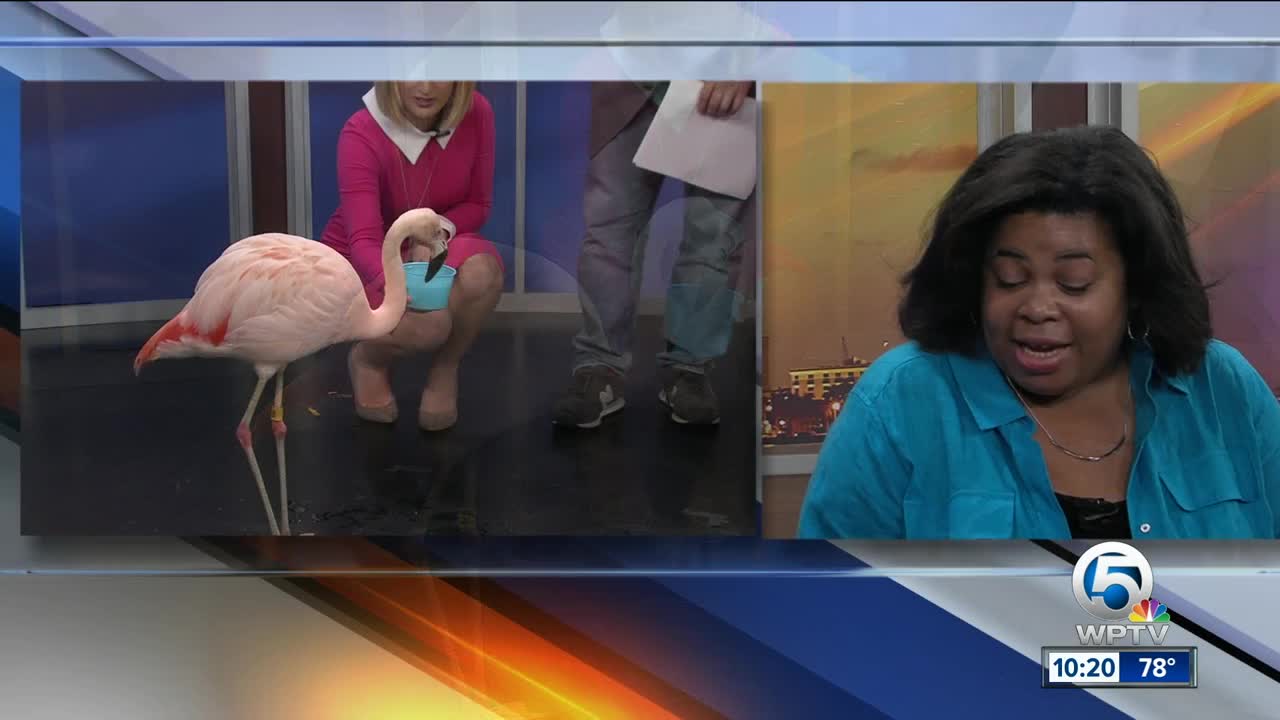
[133, 207, 446, 535]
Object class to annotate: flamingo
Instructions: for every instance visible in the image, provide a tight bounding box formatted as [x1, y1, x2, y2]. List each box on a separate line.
[133, 207, 446, 536]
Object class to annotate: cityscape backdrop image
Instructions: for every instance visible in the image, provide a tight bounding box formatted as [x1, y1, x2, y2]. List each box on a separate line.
[761, 83, 980, 446]
[760, 83, 1280, 532]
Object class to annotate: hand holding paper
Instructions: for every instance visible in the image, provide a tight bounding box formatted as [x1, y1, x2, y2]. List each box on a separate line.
[633, 81, 758, 201]
[697, 81, 753, 118]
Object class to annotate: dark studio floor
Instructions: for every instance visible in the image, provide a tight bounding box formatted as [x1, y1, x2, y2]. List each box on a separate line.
[20, 313, 758, 536]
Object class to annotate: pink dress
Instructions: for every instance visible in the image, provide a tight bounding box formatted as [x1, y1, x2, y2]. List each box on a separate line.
[319, 88, 504, 309]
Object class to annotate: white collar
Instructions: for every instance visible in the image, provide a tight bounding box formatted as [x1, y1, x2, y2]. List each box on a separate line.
[363, 87, 454, 164]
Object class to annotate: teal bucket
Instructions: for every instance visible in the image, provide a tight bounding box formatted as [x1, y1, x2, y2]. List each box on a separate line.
[403, 262, 456, 311]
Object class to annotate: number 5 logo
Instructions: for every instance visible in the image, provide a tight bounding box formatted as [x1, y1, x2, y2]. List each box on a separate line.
[1072, 541, 1154, 622]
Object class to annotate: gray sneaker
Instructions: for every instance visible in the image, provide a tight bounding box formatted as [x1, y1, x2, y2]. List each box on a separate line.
[552, 366, 626, 429]
[659, 369, 720, 425]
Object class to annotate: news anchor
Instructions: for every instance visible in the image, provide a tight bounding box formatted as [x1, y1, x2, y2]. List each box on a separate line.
[321, 81, 504, 432]
[798, 125, 1280, 540]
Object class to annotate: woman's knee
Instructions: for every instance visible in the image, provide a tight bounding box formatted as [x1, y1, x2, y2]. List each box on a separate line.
[392, 309, 453, 351]
[455, 254, 504, 302]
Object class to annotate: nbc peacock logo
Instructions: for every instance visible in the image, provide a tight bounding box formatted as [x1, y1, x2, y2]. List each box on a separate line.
[1129, 599, 1171, 624]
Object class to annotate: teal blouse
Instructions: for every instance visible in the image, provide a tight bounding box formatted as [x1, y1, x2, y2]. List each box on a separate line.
[797, 340, 1280, 540]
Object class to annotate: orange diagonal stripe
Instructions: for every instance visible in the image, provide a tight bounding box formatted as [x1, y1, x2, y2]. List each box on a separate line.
[1191, 167, 1280, 241]
[1146, 84, 1280, 166]
[248, 538, 688, 720]
[355, 583, 602, 718]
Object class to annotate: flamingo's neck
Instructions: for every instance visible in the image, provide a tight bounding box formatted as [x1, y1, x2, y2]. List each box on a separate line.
[361, 220, 412, 339]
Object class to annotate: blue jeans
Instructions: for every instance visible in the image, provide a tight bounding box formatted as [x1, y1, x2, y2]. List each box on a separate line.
[572, 102, 749, 376]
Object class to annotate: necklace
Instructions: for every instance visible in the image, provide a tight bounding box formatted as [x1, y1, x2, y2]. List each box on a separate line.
[1004, 375, 1128, 463]
[397, 131, 448, 215]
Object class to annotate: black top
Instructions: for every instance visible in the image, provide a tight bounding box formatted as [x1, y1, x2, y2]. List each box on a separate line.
[1056, 493, 1132, 539]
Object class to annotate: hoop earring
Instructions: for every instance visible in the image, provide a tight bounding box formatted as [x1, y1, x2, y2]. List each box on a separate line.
[1127, 322, 1150, 344]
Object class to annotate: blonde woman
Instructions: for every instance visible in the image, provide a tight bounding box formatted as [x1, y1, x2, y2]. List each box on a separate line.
[320, 82, 504, 431]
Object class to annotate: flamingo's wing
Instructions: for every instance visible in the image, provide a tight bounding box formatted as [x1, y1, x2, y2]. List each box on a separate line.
[185, 235, 365, 361]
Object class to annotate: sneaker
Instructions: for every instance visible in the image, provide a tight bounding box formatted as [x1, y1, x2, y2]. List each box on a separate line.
[659, 369, 720, 425]
[552, 366, 626, 429]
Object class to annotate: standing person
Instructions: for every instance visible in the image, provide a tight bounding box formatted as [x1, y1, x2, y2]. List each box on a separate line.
[320, 81, 505, 432]
[552, 80, 756, 429]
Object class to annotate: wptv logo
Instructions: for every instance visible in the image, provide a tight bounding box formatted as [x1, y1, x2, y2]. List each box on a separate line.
[1072, 541, 1171, 646]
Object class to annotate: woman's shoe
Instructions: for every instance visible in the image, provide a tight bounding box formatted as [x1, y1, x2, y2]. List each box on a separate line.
[418, 364, 458, 431]
[348, 344, 398, 423]
[418, 405, 457, 432]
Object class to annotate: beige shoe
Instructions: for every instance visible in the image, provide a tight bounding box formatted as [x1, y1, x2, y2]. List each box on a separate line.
[418, 366, 458, 431]
[418, 406, 457, 432]
[348, 345, 398, 423]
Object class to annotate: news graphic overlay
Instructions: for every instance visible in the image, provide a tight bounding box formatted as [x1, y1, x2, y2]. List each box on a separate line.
[1043, 542, 1199, 688]
[1042, 648, 1198, 688]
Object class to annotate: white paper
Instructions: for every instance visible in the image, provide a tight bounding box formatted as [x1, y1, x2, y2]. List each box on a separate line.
[632, 81, 758, 200]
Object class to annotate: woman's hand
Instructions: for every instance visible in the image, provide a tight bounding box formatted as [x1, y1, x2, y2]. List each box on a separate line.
[406, 215, 449, 263]
[407, 237, 446, 263]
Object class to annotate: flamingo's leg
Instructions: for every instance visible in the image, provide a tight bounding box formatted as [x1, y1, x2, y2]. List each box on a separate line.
[272, 369, 289, 536]
[238, 372, 280, 536]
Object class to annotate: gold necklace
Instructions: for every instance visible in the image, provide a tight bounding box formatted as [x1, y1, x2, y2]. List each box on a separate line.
[1004, 375, 1128, 463]
[398, 130, 448, 214]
